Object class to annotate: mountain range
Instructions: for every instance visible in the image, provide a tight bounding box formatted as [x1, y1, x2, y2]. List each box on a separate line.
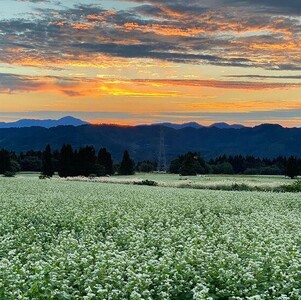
[0, 116, 245, 130]
[156, 122, 245, 130]
[0, 121, 300, 161]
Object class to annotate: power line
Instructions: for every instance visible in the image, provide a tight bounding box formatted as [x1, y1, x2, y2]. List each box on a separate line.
[157, 126, 167, 172]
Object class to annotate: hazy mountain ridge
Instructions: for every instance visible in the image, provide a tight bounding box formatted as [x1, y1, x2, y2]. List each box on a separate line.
[0, 123, 299, 161]
[151, 122, 245, 129]
[0, 116, 88, 128]
[0, 116, 246, 129]
[154, 122, 204, 129]
[209, 122, 245, 129]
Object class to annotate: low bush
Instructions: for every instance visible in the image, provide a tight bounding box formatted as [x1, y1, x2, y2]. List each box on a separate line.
[4, 171, 15, 177]
[278, 180, 301, 193]
[39, 175, 50, 179]
[134, 179, 158, 186]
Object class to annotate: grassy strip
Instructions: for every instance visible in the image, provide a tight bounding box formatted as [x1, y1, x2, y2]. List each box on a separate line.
[178, 181, 301, 193]
[60, 175, 301, 193]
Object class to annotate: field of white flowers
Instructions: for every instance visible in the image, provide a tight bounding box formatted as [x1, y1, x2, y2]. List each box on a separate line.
[1, 176, 301, 299]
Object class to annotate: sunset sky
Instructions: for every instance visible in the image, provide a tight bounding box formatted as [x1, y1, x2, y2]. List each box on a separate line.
[1, 0, 301, 126]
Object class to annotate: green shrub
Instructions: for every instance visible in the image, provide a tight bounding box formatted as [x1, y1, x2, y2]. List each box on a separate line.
[134, 179, 158, 186]
[39, 175, 50, 179]
[279, 180, 301, 193]
[4, 171, 15, 177]
[231, 183, 251, 191]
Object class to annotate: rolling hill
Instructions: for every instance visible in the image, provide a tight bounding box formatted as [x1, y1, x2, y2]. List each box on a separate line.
[0, 123, 300, 162]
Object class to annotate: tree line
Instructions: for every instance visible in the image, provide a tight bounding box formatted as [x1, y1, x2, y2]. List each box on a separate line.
[170, 152, 300, 179]
[0, 146, 300, 178]
[0, 145, 135, 177]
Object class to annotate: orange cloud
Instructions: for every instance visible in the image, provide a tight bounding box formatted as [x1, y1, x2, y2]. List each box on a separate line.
[87, 10, 116, 21]
[71, 23, 94, 30]
[126, 79, 301, 90]
[99, 85, 179, 97]
[2, 75, 301, 100]
[182, 100, 301, 113]
[122, 22, 205, 37]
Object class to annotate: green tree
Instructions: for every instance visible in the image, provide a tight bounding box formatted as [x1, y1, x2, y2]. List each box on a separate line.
[170, 152, 206, 175]
[58, 144, 74, 177]
[169, 155, 183, 174]
[213, 162, 234, 174]
[119, 150, 135, 175]
[137, 161, 156, 173]
[285, 156, 299, 179]
[179, 153, 200, 176]
[20, 156, 42, 172]
[98, 148, 114, 175]
[42, 144, 54, 177]
[76, 146, 97, 177]
[10, 160, 21, 173]
[0, 149, 12, 174]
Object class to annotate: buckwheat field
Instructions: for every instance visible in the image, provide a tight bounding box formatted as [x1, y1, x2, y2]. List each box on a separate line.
[1, 176, 301, 299]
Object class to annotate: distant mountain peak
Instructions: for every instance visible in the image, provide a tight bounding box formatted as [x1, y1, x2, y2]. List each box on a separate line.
[59, 116, 81, 121]
[59, 116, 73, 120]
[210, 122, 245, 129]
[56, 116, 88, 125]
[151, 121, 245, 130]
[255, 123, 283, 129]
[151, 122, 204, 130]
[0, 116, 88, 129]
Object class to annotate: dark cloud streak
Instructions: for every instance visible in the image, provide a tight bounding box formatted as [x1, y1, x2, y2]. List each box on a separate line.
[226, 75, 301, 80]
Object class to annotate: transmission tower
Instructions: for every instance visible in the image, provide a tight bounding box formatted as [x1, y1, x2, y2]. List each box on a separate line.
[157, 126, 167, 172]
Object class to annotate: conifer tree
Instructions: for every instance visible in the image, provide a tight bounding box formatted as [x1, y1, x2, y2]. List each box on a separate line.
[58, 144, 74, 177]
[42, 144, 54, 177]
[98, 148, 114, 175]
[119, 150, 135, 175]
[77, 146, 97, 176]
[285, 156, 299, 179]
[0, 149, 11, 174]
